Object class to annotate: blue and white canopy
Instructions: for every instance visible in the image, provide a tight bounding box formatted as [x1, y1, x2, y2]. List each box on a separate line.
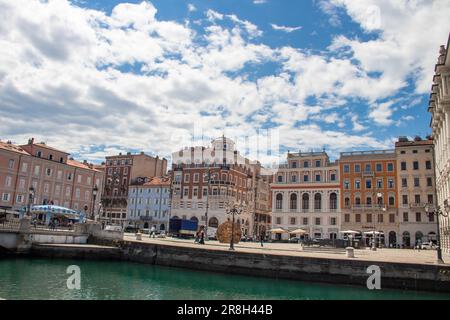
[30, 205, 85, 221]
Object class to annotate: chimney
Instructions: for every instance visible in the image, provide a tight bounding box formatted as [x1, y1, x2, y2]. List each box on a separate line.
[28, 138, 35, 145]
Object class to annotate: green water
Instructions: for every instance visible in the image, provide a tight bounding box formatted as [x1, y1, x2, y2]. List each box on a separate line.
[0, 258, 449, 300]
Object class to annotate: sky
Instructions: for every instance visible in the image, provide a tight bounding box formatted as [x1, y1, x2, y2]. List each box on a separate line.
[0, 0, 449, 166]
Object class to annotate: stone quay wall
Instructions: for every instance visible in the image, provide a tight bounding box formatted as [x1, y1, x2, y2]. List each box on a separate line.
[30, 239, 450, 293]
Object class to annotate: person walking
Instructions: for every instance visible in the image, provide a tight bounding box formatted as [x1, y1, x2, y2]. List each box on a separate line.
[150, 226, 156, 238]
[199, 229, 205, 244]
[194, 230, 200, 244]
[260, 232, 264, 247]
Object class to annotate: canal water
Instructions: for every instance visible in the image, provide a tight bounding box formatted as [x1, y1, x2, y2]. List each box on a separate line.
[0, 257, 449, 300]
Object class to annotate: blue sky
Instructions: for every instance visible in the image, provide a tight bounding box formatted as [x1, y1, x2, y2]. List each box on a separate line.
[0, 0, 449, 165]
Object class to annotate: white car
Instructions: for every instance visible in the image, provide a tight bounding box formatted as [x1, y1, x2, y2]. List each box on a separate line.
[420, 242, 436, 250]
[104, 225, 123, 232]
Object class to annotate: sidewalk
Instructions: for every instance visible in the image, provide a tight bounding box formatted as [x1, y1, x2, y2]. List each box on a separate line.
[123, 234, 448, 266]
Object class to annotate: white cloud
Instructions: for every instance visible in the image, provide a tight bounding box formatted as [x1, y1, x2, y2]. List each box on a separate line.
[188, 3, 196, 12]
[270, 24, 302, 33]
[253, 0, 267, 4]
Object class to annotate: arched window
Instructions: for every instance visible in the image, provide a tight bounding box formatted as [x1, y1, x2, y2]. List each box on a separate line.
[276, 193, 283, 210]
[388, 196, 395, 206]
[355, 197, 361, 205]
[208, 217, 219, 228]
[302, 193, 309, 211]
[291, 174, 297, 183]
[415, 231, 423, 242]
[403, 231, 411, 247]
[344, 197, 350, 208]
[366, 196, 372, 205]
[190, 216, 199, 222]
[314, 193, 321, 210]
[290, 193, 297, 210]
[329, 193, 337, 210]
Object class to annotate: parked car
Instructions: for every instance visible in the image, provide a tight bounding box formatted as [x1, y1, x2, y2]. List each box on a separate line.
[289, 237, 302, 243]
[104, 225, 122, 232]
[420, 242, 436, 250]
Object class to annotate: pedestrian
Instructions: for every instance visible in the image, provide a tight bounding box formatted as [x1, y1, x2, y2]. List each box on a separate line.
[199, 229, 205, 244]
[417, 239, 422, 252]
[194, 231, 200, 244]
[260, 232, 264, 247]
[150, 226, 156, 238]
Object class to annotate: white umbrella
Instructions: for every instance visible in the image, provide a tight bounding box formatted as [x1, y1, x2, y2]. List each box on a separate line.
[363, 231, 384, 235]
[289, 228, 308, 234]
[269, 228, 288, 234]
[340, 230, 360, 234]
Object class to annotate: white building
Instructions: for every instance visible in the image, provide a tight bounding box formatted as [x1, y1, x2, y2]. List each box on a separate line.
[271, 151, 340, 240]
[429, 36, 450, 253]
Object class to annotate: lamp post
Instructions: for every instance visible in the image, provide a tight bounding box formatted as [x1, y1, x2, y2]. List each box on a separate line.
[424, 203, 450, 264]
[371, 192, 384, 251]
[225, 202, 243, 251]
[27, 186, 35, 217]
[92, 185, 98, 221]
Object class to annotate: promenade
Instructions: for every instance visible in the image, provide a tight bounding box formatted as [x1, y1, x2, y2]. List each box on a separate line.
[123, 233, 448, 266]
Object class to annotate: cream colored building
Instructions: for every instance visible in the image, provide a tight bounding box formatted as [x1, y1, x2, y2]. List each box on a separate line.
[395, 137, 437, 248]
[271, 151, 340, 240]
[429, 36, 450, 253]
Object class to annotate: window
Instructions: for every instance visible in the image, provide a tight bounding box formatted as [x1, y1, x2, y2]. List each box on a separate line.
[428, 194, 434, 204]
[315, 174, 321, 182]
[16, 194, 23, 203]
[365, 164, 371, 172]
[415, 212, 421, 222]
[427, 177, 433, 187]
[46, 168, 52, 177]
[376, 163, 382, 172]
[315, 160, 321, 167]
[355, 197, 361, 205]
[330, 173, 336, 181]
[193, 173, 199, 183]
[290, 194, 297, 210]
[290, 217, 296, 225]
[55, 185, 61, 196]
[34, 166, 40, 176]
[355, 180, 361, 189]
[414, 178, 420, 187]
[402, 178, 408, 188]
[5, 176, 12, 187]
[378, 214, 384, 223]
[276, 194, 283, 210]
[429, 214, 435, 222]
[354, 164, 361, 172]
[389, 214, 395, 223]
[412, 150, 418, 154]
[302, 194, 309, 211]
[377, 179, 383, 189]
[366, 197, 372, 205]
[304, 161, 309, 168]
[315, 217, 321, 225]
[403, 212, 408, 222]
[329, 193, 337, 210]
[343, 165, 350, 173]
[303, 217, 308, 225]
[36, 151, 42, 158]
[367, 214, 372, 223]
[184, 174, 190, 183]
[402, 195, 408, 205]
[413, 161, 419, 170]
[401, 151, 406, 154]
[183, 188, 189, 197]
[21, 163, 28, 172]
[276, 217, 282, 225]
[330, 217, 337, 225]
[344, 181, 349, 189]
[365, 179, 372, 189]
[19, 178, 25, 190]
[66, 187, 71, 197]
[202, 188, 208, 196]
[314, 193, 321, 210]
[291, 174, 297, 183]
[388, 179, 394, 188]
[8, 159, 14, 169]
[355, 214, 361, 223]
[415, 195, 421, 204]
[124, 167, 128, 175]
[426, 161, 432, 170]
[277, 175, 283, 183]
[344, 214, 350, 223]
[193, 188, 198, 197]
[387, 163, 394, 172]
[67, 173, 72, 181]
[344, 197, 350, 208]
[388, 196, 395, 206]
[2, 193, 10, 202]
[401, 162, 407, 171]
[425, 149, 431, 153]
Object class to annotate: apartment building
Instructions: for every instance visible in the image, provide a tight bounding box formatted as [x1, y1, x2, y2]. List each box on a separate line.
[395, 136, 437, 247]
[170, 137, 270, 237]
[0, 138, 104, 216]
[127, 176, 171, 231]
[340, 150, 398, 247]
[271, 151, 340, 240]
[101, 152, 167, 225]
[429, 35, 450, 253]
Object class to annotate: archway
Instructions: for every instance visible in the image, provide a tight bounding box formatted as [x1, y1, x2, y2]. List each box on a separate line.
[190, 216, 199, 222]
[415, 231, 423, 245]
[388, 231, 396, 247]
[208, 217, 219, 228]
[143, 222, 149, 229]
[160, 224, 165, 231]
[402, 231, 411, 248]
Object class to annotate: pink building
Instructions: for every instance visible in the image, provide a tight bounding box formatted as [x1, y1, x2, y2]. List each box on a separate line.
[0, 138, 104, 217]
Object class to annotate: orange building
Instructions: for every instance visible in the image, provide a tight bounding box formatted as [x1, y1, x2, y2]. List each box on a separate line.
[339, 150, 399, 247]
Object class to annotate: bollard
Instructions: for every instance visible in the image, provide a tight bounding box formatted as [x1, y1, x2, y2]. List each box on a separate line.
[135, 233, 142, 241]
[346, 247, 355, 258]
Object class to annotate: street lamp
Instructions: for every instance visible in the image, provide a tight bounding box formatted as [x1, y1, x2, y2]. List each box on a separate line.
[424, 203, 450, 264]
[27, 186, 35, 217]
[92, 185, 98, 221]
[371, 192, 384, 251]
[225, 202, 243, 251]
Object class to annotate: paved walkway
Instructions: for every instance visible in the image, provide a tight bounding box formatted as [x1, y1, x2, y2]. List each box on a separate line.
[124, 234, 449, 266]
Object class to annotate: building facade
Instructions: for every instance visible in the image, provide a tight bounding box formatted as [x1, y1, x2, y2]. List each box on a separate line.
[0, 138, 104, 216]
[127, 176, 171, 231]
[101, 152, 167, 226]
[170, 137, 270, 237]
[395, 137, 438, 247]
[429, 36, 450, 253]
[340, 150, 399, 247]
[271, 151, 340, 240]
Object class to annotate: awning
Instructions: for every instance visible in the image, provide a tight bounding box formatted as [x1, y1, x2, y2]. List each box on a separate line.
[340, 230, 360, 234]
[289, 228, 308, 234]
[269, 228, 288, 234]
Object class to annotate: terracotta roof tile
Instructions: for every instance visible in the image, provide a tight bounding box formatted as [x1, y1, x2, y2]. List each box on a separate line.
[0, 141, 30, 155]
